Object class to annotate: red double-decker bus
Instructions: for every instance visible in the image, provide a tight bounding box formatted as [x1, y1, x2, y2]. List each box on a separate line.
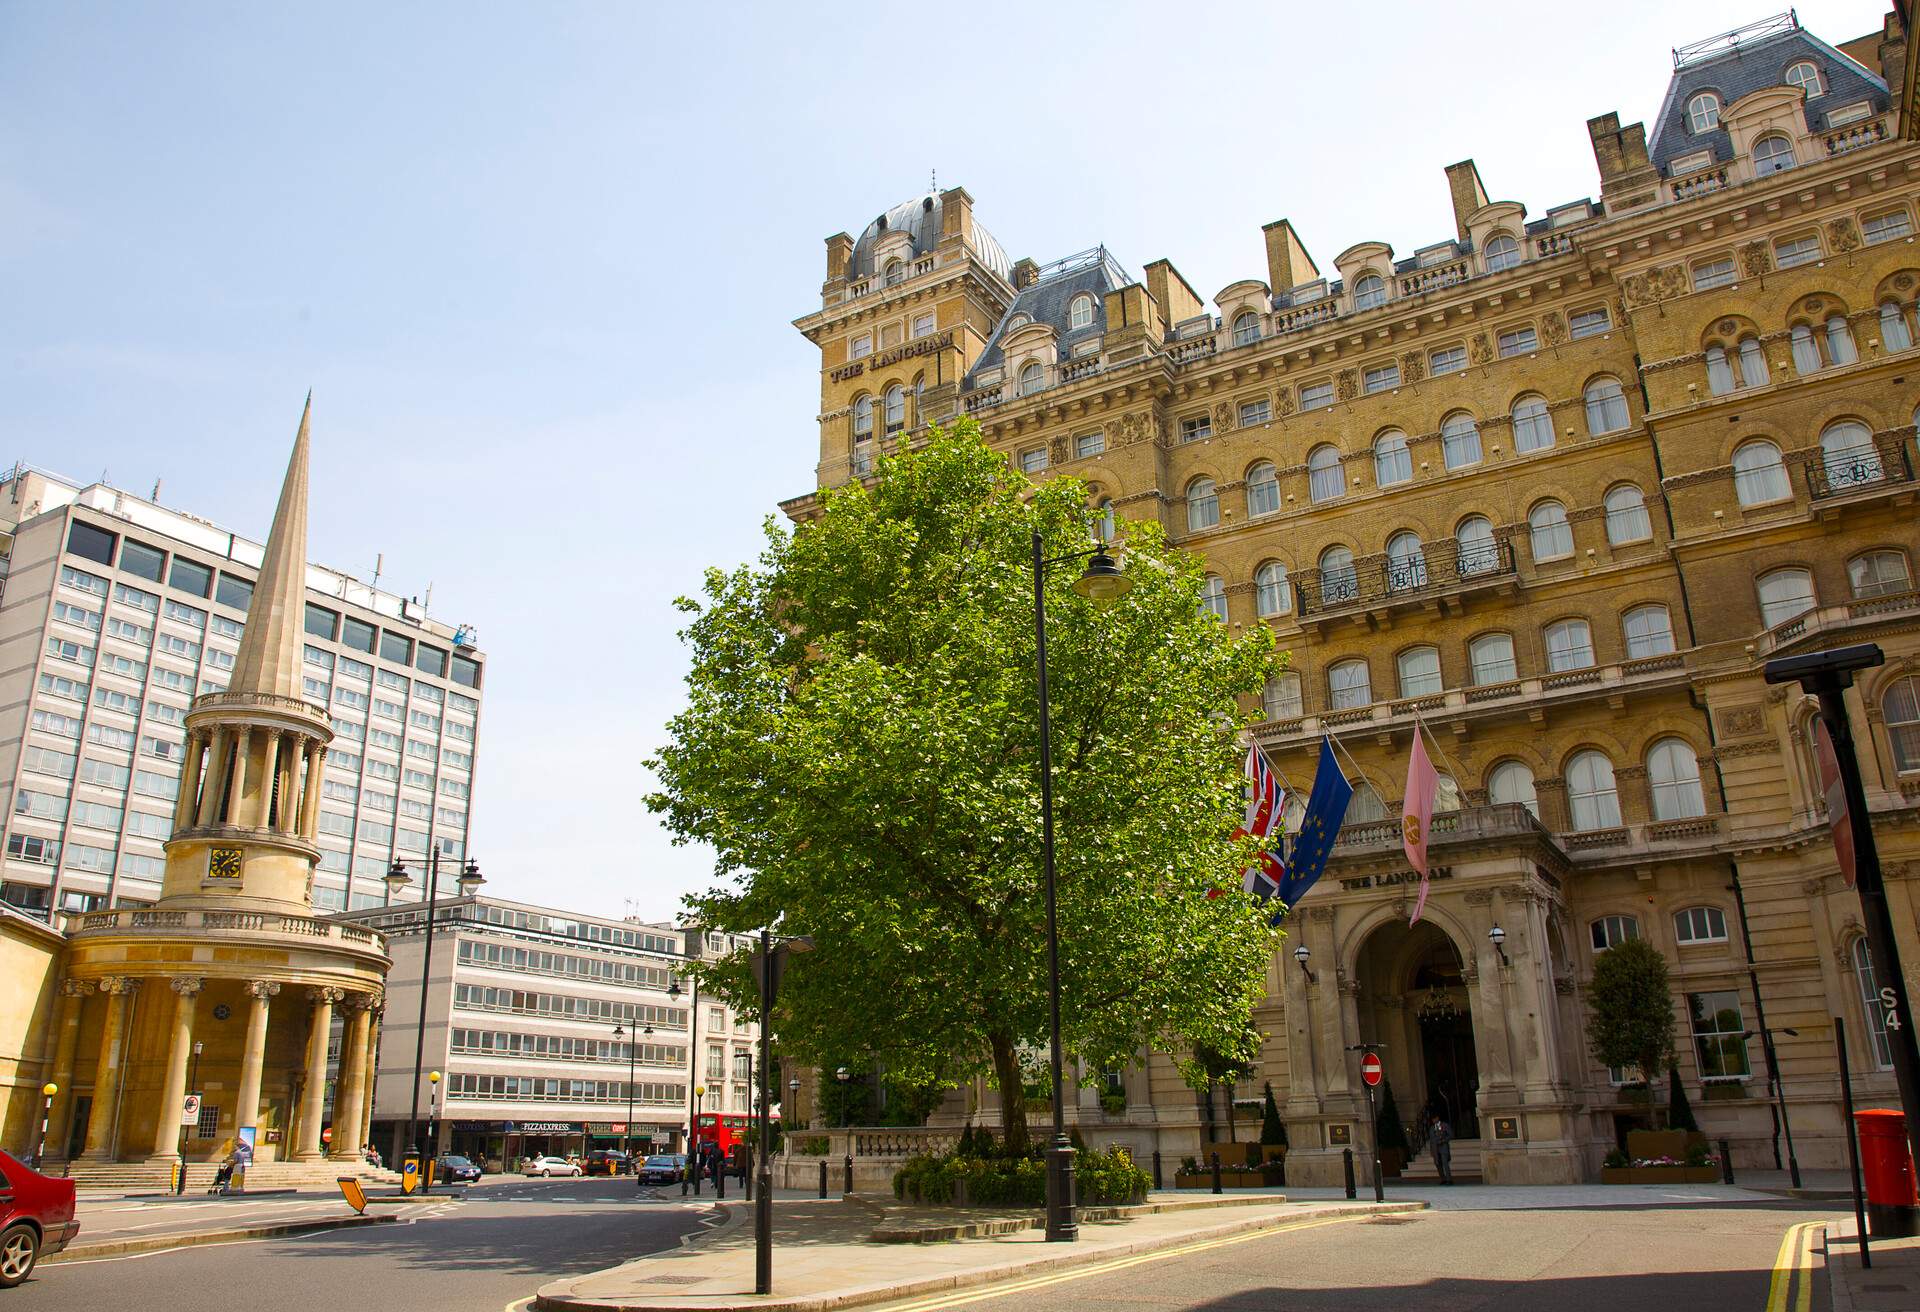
[693, 1113, 753, 1157]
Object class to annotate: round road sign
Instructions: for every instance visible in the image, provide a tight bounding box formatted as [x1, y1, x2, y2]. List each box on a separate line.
[1361, 1052, 1383, 1087]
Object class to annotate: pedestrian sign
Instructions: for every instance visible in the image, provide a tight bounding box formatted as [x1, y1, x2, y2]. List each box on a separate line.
[1361, 1053, 1383, 1087]
[181, 1093, 202, 1127]
[401, 1158, 421, 1195]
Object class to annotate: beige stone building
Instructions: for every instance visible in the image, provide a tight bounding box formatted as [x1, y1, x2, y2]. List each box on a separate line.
[787, 11, 1920, 1183]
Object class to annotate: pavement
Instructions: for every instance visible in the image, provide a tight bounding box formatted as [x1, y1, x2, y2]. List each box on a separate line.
[1825, 1216, 1920, 1312]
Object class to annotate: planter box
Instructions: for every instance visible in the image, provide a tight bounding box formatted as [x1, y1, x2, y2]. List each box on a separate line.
[1601, 1165, 1720, 1185]
[1173, 1172, 1209, 1189]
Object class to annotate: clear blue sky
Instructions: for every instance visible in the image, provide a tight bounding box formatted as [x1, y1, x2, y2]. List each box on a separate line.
[1, 1, 1891, 918]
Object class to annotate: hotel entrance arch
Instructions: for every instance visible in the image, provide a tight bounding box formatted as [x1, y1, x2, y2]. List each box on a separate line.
[1351, 916, 1480, 1139]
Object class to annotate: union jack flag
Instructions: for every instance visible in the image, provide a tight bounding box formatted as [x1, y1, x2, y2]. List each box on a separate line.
[1236, 743, 1286, 901]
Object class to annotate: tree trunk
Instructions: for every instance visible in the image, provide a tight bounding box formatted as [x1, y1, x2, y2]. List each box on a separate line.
[988, 1030, 1029, 1153]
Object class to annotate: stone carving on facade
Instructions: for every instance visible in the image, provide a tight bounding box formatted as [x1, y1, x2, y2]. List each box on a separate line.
[1305, 905, 1337, 924]
[1463, 888, 1496, 907]
[1715, 740, 1778, 759]
[307, 986, 347, 1006]
[1716, 704, 1766, 738]
[1214, 401, 1235, 433]
[245, 980, 282, 1000]
[1620, 273, 1654, 309]
[60, 977, 92, 998]
[1468, 334, 1492, 366]
[1335, 370, 1358, 402]
[1540, 310, 1566, 345]
[1049, 436, 1069, 466]
[1801, 877, 1828, 897]
[1651, 264, 1688, 300]
[170, 976, 204, 996]
[1274, 386, 1295, 417]
[1827, 216, 1861, 253]
[1738, 241, 1771, 279]
[1553, 976, 1576, 995]
[1400, 352, 1425, 383]
[98, 976, 137, 995]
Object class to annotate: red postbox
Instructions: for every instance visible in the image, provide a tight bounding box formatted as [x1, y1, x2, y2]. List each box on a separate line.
[1853, 1109, 1919, 1238]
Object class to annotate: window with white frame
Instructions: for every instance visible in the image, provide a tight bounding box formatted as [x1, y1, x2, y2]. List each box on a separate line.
[1848, 550, 1910, 599]
[1820, 419, 1881, 487]
[1732, 440, 1790, 505]
[1397, 646, 1442, 697]
[1308, 445, 1345, 501]
[1328, 659, 1371, 710]
[1353, 274, 1386, 311]
[884, 384, 906, 433]
[1669, 149, 1714, 175]
[1186, 477, 1219, 531]
[1863, 209, 1914, 244]
[1622, 604, 1675, 658]
[1673, 906, 1729, 949]
[1693, 258, 1736, 291]
[1180, 414, 1212, 443]
[1483, 233, 1520, 273]
[852, 394, 873, 439]
[1094, 500, 1115, 543]
[1374, 431, 1412, 485]
[1790, 323, 1822, 374]
[1199, 574, 1227, 621]
[1299, 380, 1334, 411]
[1753, 134, 1796, 174]
[1232, 311, 1259, 347]
[1689, 990, 1750, 1078]
[1246, 462, 1279, 516]
[1827, 101, 1873, 127]
[1774, 233, 1820, 268]
[1498, 326, 1537, 357]
[1319, 546, 1357, 603]
[1687, 92, 1721, 132]
[1455, 516, 1498, 577]
[1019, 362, 1044, 396]
[1069, 295, 1094, 330]
[1605, 485, 1652, 544]
[1648, 738, 1706, 819]
[1075, 431, 1105, 458]
[1567, 750, 1621, 830]
[1345, 783, 1387, 824]
[849, 334, 872, 360]
[1545, 618, 1594, 672]
[1784, 60, 1823, 98]
[1490, 760, 1539, 817]
[1854, 938, 1895, 1069]
[1019, 447, 1047, 474]
[1590, 914, 1640, 952]
[1736, 336, 1769, 387]
[1263, 673, 1303, 720]
[1239, 398, 1271, 427]
[1706, 345, 1736, 395]
[1881, 301, 1914, 352]
[1528, 501, 1574, 560]
[1883, 675, 1920, 772]
[1826, 315, 1858, 366]
[1429, 345, 1467, 376]
[1570, 307, 1611, 339]
[1756, 567, 1815, 629]
[1440, 412, 1481, 468]
[1254, 561, 1290, 616]
[1386, 532, 1427, 591]
[912, 313, 936, 339]
[1511, 394, 1554, 452]
[1584, 378, 1629, 433]
[1469, 633, 1516, 685]
[1363, 362, 1400, 395]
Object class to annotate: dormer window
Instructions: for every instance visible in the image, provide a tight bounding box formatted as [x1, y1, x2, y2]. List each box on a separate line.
[1068, 295, 1094, 330]
[1753, 134, 1796, 174]
[1483, 234, 1520, 273]
[1353, 274, 1386, 311]
[1670, 150, 1714, 176]
[1019, 361, 1045, 396]
[1688, 92, 1721, 133]
[883, 259, 905, 286]
[1827, 101, 1872, 128]
[1004, 313, 1032, 332]
[1784, 61, 1823, 99]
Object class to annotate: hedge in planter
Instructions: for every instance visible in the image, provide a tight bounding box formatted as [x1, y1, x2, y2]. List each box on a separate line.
[894, 1145, 1150, 1207]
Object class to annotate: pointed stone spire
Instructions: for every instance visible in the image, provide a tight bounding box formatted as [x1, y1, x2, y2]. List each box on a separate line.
[228, 394, 314, 701]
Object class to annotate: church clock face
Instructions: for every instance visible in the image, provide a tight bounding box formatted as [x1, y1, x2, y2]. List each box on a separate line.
[208, 846, 244, 880]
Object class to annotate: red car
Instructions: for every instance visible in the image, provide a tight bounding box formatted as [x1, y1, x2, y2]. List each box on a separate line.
[0, 1150, 79, 1287]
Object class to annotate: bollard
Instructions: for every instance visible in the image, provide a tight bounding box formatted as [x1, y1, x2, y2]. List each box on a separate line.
[716, 1161, 726, 1199]
[1343, 1148, 1356, 1200]
[1719, 1138, 1735, 1186]
[1210, 1152, 1222, 1195]
[1151, 1149, 1162, 1192]
[818, 1158, 828, 1199]
[844, 1154, 854, 1196]
[681, 1166, 690, 1198]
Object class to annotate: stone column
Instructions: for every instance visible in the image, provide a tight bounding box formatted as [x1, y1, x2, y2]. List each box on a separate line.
[1463, 890, 1516, 1095]
[1282, 939, 1321, 1118]
[196, 728, 230, 826]
[296, 987, 344, 1161]
[149, 977, 203, 1161]
[175, 729, 207, 829]
[360, 1005, 383, 1157]
[79, 978, 138, 1161]
[226, 727, 252, 826]
[235, 981, 280, 1138]
[330, 996, 375, 1160]
[45, 979, 91, 1159]
[300, 740, 326, 838]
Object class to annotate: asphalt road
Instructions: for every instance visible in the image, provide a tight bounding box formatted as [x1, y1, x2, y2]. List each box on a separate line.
[868, 1200, 1837, 1312]
[16, 1176, 710, 1311]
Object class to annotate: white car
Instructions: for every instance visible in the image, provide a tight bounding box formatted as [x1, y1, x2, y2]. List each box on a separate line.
[527, 1155, 583, 1177]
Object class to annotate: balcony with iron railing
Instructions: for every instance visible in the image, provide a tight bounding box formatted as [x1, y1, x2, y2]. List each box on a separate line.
[1806, 434, 1915, 502]
[1298, 537, 1517, 623]
[1758, 587, 1920, 657]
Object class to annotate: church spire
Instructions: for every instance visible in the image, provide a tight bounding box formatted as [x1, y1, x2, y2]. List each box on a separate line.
[228, 394, 313, 701]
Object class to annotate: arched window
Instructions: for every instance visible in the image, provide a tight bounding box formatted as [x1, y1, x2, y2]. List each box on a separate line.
[1232, 310, 1260, 347]
[1790, 323, 1822, 375]
[1490, 760, 1540, 818]
[1483, 233, 1520, 273]
[1263, 672, 1303, 721]
[884, 259, 905, 286]
[1511, 394, 1554, 453]
[1732, 440, 1790, 505]
[1069, 295, 1094, 330]
[1005, 313, 1032, 331]
[1688, 92, 1720, 132]
[1386, 532, 1427, 591]
[1821, 419, 1882, 488]
[1848, 550, 1910, 599]
[1785, 61, 1823, 99]
[883, 384, 906, 434]
[1186, 477, 1219, 532]
[1397, 645, 1442, 697]
[1319, 546, 1357, 605]
[1673, 906, 1728, 944]
[1246, 462, 1279, 517]
[1737, 336, 1769, 387]
[1757, 567, 1816, 629]
[1605, 485, 1652, 543]
[1456, 515, 1498, 576]
[1094, 499, 1116, 543]
[1885, 674, 1920, 773]
[1528, 501, 1573, 560]
[1591, 914, 1639, 952]
[1353, 274, 1386, 311]
[1328, 658, 1371, 710]
[1019, 361, 1045, 396]
[1374, 431, 1412, 486]
[1545, 618, 1594, 672]
[1706, 345, 1736, 395]
[1308, 445, 1345, 502]
[1854, 938, 1895, 1069]
[1826, 314, 1858, 365]
[1469, 632, 1517, 685]
[1198, 574, 1227, 621]
[1567, 750, 1621, 830]
[852, 393, 874, 438]
[1584, 378, 1629, 434]
[1623, 604, 1675, 658]
[1883, 302, 1915, 353]
[1255, 561, 1291, 616]
[1441, 412, 1482, 469]
[1753, 134, 1796, 174]
[1648, 738, 1706, 819]
[1345, 782, 1386, 824]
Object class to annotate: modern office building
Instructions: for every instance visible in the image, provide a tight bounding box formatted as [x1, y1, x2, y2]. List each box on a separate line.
[343, 894, 762, 1167]
[0, 458, 485, 919]
[787, 10, 1920, 1182]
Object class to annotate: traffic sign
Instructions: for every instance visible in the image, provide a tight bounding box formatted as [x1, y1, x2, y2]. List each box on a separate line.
[181, 1094, 202, 1127]
[1360, 1053, 1383, 1087]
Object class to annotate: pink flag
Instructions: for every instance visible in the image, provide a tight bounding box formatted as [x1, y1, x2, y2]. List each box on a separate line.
[1403, 728, 1438, 923]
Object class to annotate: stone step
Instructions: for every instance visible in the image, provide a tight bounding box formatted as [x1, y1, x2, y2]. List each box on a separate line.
[1400, 1138, 1483, 1182]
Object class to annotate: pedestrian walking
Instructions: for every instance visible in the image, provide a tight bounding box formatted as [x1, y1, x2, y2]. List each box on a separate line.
[1430, 1114, 1454, 1186]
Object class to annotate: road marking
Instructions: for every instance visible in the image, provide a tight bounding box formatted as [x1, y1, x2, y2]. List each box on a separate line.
[877, 1213, 1367, 1312]
[1764, 1220, 1821, 1312]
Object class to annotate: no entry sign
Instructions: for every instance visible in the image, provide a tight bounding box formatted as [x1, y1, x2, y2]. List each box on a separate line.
[1361, 1053, 1383, 1087]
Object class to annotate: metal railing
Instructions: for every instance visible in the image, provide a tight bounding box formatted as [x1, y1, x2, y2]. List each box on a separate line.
[1807, 435, 1913, 500]
[1300, 538, 1515, 615]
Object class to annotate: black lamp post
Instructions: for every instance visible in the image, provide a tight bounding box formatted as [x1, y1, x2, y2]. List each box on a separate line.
[1741, 1026, 1802, 1188]
[386, 852, 483, 1181]
[751, 932, 812, 1295]
[1030, 532, 1133, 1243]
[1293, 944, 1316, 984]
[670, 972, 700, 1157]
[1487, 925, 1509, 968]
[613, 1022, 649, 1166]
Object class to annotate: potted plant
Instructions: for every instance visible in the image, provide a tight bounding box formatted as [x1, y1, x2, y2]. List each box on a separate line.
[1375, 1081, 1409, 1177]
[1259, 1082, 1288, 1166]
[1587, 938, 1676, 1136]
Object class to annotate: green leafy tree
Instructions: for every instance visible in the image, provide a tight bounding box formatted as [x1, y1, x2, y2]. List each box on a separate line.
[648, 422, 1284, 1149]
[1587, 937, 1677, 1122]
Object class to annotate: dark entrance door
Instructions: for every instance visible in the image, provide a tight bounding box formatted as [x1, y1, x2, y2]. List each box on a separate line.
[66, 1095, 92, 1160]
[1418, 1008, 1480, 1139]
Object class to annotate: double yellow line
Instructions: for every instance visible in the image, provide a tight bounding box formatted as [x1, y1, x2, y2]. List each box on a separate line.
[1764, 1220, 1822, 1312]
[880, 1212, 1368, 1312]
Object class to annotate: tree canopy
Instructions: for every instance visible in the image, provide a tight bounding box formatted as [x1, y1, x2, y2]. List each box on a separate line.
[1586, 936, 1677, 1089]
[647, 422, 1284, 1144]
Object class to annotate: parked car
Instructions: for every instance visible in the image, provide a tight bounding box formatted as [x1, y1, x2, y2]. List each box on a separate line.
[435, 1154, 483, 1184]
[0, 1150, 79, 1288]
[636, 1153, 687, 1185]
[526, 1155, 583, 1178]
[584, 1150, 631, 1176]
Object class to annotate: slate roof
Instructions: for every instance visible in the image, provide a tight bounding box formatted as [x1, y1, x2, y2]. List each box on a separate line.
[849, 192, 1012, 284]
[966, 249, 1133, 385]
[1646, 22, 1888, 174]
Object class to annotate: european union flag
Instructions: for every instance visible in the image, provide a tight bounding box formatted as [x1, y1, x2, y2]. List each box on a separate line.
[1273, 737, 1352, 915]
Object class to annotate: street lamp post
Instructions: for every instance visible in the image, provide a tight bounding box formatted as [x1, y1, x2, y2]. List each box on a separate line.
[1030, 531, 1133, 1243]
[1742, 1027, 1802, 1187]
[613, 1022, 645, 1165]
[669, 973, 700, 1160]
[692, 1086, 706, 1196]
[751, 931, 811, 1295]
[33, 1083, 56, 1169]
[385, 853, 484, 1182]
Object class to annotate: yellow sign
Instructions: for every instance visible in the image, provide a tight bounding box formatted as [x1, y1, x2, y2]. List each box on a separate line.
[208, 847, 244, 879]
[338, 1177, 367, 1214]
[401, 1158, 420, 1195]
